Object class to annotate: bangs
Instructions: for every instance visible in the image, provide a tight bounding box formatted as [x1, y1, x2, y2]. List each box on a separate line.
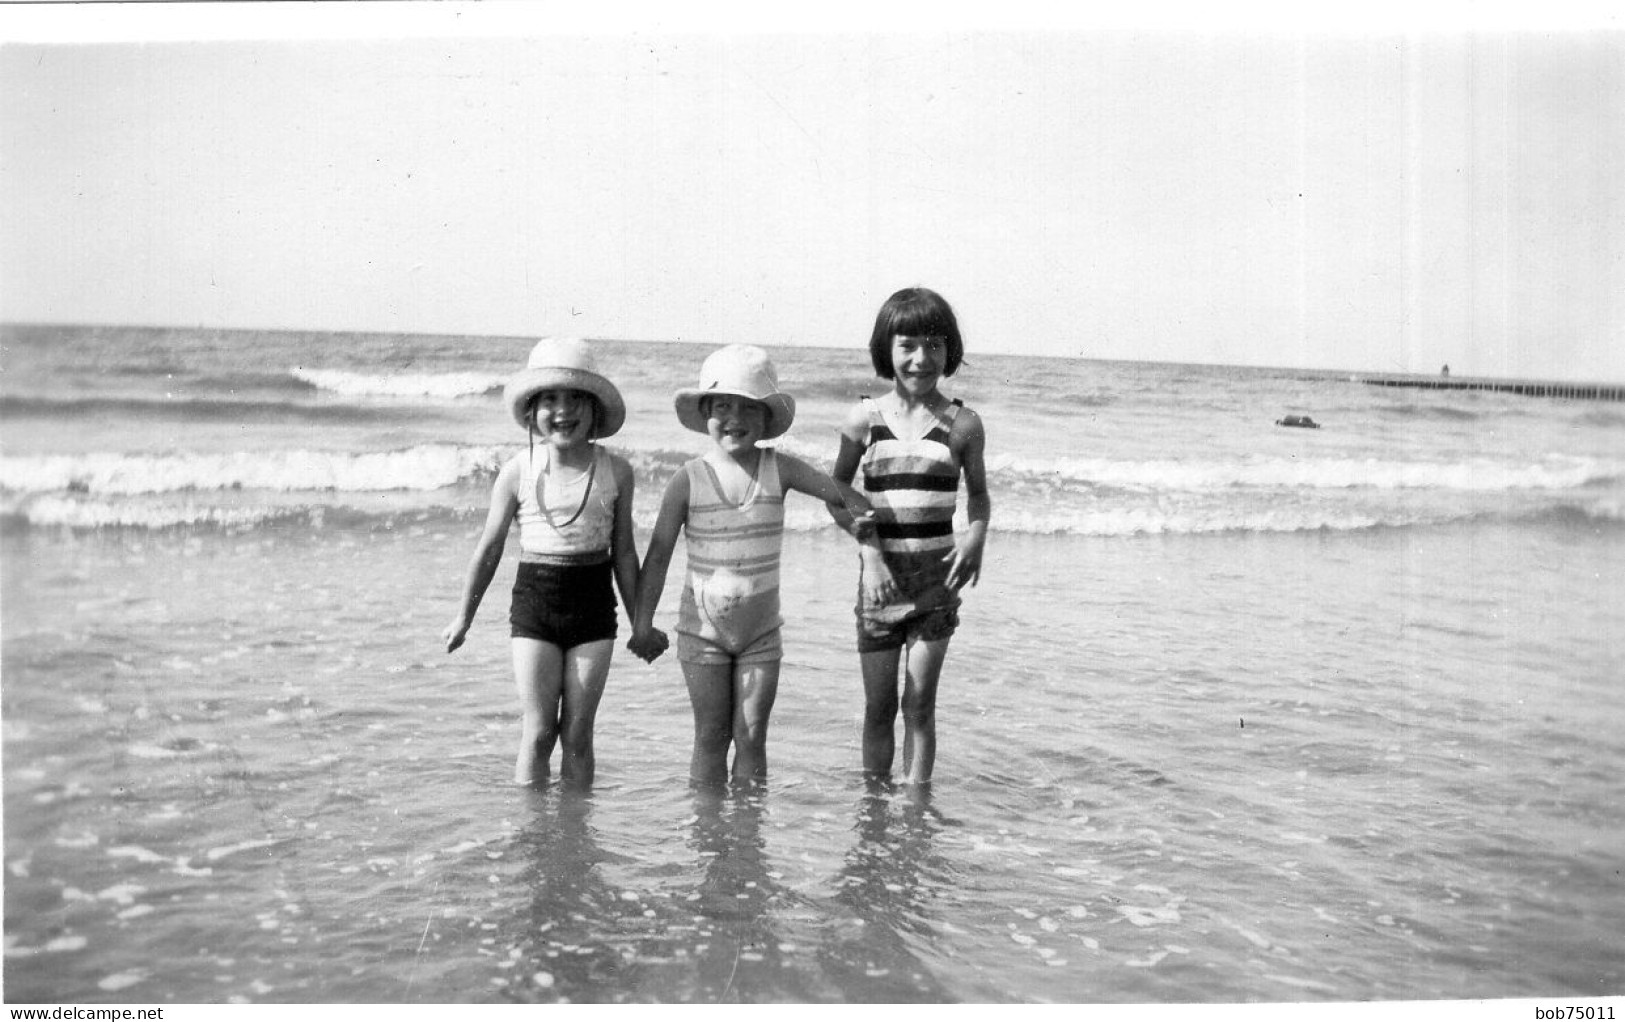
[882, 297, 957, 340]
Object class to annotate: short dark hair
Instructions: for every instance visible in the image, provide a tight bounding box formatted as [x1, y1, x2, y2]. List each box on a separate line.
[867, 287, 964, 379]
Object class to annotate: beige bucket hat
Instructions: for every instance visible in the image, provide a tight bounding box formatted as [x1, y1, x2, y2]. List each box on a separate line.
[503, 337, 626, 438]
[674, 344, 797, 440]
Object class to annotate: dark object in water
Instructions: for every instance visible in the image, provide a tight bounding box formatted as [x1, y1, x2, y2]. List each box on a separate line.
[1276, 415, 1320, 429]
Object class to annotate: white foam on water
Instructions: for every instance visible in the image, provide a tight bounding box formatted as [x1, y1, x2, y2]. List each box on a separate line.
[292, 367, 504, 399]
[96, 883, 146, 905]
[205, 838, 280, 862]
[98, 969, 147, 991]
[127, 744, 181, 759]
[173, 858, 213, 877]
[1118, 905, 1182, 927]
[1264, 973, 1339, 993]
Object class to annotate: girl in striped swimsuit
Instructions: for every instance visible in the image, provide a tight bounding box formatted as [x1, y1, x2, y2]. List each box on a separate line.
[634, 345, 875, 786]
[828, 288, 991, 786]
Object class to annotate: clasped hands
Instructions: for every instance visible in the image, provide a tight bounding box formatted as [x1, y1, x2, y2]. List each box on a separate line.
[627, 626, 669, 663]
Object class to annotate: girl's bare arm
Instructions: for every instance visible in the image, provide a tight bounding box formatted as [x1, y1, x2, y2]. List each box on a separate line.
[444, 460, 521, 652]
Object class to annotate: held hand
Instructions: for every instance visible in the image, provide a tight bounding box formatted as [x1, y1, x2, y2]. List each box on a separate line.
[850, 511, 877, 543]
[628, 626, 670, 663]
[859, 544, 896, 604]
[863, 576, 898, 605]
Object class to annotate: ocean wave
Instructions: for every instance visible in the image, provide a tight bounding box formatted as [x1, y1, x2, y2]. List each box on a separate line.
[0, 496, 322, 531]
[0, 443, 706, 498]
[1379, 403, 1483, 422]
[290, 367, 504, 399]
[6, 490, 1620, 535]
[0, 394, 405, 424]
[0, 445, 507, 495]
[981, 453, 1619, 492]
[6, 444, 1615, 500]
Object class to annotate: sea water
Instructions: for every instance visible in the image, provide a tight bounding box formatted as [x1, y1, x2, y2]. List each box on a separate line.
[2, 324, 1621, 1003]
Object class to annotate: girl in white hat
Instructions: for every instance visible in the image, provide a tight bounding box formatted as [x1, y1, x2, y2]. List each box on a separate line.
[444, 338, 665, 787]
[632, 344, 875, 787]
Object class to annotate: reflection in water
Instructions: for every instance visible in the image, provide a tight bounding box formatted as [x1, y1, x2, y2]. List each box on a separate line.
[491, 784, 962, 1002]
[502, 787, 646, 1002]
[683, 785, 816, 1002]
[818, 786, 956, 1001]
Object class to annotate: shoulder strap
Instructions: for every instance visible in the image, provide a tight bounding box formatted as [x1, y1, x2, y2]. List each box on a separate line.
[592, 445, 617, 501]
[862, 396, 897, 443]
[758, 449, 782, 498]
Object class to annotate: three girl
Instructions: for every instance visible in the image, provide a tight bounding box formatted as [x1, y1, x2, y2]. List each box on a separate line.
[449, 289, 987, 789]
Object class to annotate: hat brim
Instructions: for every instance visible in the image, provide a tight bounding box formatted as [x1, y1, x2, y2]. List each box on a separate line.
[674, 388, 796, 440]
[505, 368, 626, 438]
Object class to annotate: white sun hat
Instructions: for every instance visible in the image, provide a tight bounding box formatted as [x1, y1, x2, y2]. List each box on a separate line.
[673, 344, 797, 440]
[503, 337, 626, 438]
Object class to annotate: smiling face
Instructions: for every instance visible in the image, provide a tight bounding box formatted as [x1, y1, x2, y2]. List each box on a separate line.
[890, 334, 948, 398]
[529, 389, 596, 447]
[703, 394, 769, 458]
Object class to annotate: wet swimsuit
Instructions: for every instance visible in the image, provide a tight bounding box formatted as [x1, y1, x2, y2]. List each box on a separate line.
[508, 445, 620, 647]
[854, 396, 963, 652]
[675, 451, 785, 665]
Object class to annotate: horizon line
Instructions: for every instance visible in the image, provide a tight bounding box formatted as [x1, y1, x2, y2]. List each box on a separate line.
[3, 318, 1621, 389]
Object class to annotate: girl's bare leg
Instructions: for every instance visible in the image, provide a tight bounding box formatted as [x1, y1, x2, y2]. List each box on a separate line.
[556, 638, 614, 785]
[729, 660, 781, 783]
[859, 647, 903, 778]
[682, 660, 735, 788]
[899, 638, 950, 784]
[512, 638, 566, 785]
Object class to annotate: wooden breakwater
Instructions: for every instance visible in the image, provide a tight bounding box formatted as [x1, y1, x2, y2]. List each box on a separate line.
[1360, 375, 1625, 401]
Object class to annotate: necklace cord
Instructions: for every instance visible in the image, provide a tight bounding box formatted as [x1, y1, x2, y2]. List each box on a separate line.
[539, 448, 599, 531]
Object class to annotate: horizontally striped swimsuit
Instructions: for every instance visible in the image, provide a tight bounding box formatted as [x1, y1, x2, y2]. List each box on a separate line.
[676, 451, 786, 664]
[854, 396, 963, 650]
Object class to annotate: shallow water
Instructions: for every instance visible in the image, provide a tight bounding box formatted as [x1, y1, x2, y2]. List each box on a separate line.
[4, 520, 1621, 1003]
[4, 326, 1622, 1002]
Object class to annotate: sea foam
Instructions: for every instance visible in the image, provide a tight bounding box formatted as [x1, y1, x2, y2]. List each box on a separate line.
[291, 367, 503, 399]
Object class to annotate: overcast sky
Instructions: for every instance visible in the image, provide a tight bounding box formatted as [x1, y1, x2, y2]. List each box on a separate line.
[2, 4, 1621, 381]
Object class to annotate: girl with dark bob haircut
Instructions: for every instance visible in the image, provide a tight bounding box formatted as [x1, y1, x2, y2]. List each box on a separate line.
[831, 286, 990, 786]
[867, 287, 965, 380]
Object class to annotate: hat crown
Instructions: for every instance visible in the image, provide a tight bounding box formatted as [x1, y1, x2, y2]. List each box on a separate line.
[525, 337, 597, 375]
[697, 344, 781, 399]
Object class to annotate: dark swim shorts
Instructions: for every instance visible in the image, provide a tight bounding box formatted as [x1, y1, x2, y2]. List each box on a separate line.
[509, 560, 618, 649]
[855, 549, 960, 654]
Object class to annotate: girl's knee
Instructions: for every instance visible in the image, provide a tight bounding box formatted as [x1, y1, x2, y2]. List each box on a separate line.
[899, 696, 936, 727]
[732, 720, 769, 753]
[864, 692, 899, 724]
[559, 721, 595, 756]
[520, 712, 557, 740]
[693, 721, 732, 753]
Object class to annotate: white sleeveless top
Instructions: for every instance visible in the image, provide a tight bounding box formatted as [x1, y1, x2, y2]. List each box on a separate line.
[515, 445, 618, 558]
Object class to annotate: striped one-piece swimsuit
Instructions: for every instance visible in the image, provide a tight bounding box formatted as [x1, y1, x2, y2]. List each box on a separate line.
[857, 395, 964, 623]
[676, 451, 786, 654]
